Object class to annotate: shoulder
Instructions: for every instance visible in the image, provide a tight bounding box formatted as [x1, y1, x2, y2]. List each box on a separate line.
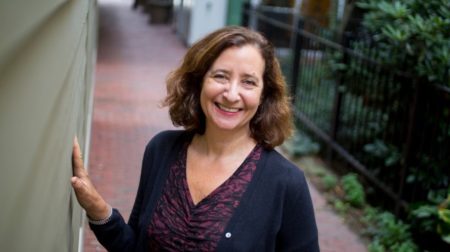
[260, 149, 310, 196]
[139, 130, 189, 184]
[142, 130, 189, 161]
[146, 130, 188, 150]
[264, 149, 306, 182]
[148, 130, 186, 145]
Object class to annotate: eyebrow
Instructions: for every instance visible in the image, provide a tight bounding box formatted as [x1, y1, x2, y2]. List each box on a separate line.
[209, 69, 229, 74]
[242, 73, 258, 79]
[209, 69, 261, 82]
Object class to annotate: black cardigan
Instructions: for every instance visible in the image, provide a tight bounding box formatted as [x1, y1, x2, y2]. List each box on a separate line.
[90, 130, 319, 251]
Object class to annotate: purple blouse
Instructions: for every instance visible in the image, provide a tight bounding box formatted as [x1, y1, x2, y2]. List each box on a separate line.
[147, 142, 262, 251]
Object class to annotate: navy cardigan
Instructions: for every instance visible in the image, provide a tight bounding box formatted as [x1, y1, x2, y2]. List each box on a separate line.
[90, 130, 319, 251]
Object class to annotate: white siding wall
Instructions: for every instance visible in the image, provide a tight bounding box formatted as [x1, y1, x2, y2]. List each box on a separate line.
[0, 0, 97, 251]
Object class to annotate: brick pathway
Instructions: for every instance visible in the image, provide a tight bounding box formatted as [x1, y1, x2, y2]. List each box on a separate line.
[84, 1, 368, 251]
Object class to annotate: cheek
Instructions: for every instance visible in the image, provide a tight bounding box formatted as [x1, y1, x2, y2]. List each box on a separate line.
[243, 94, 262, 110]
[253, 89, 264, 107]
[199, 82, 216, 111]
[202, 80, 226, 100]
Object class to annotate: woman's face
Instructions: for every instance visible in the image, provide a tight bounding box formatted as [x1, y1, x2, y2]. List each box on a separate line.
[200, 45, 265, 135]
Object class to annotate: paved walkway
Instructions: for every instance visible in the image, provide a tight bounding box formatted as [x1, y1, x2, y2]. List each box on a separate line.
[84, 1, 368, 251]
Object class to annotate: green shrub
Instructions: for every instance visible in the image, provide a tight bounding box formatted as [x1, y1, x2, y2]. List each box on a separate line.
[364, 207, 418, 252]
[410, 190, 450, 245]
[283, 131, 320, 157]
[356, 0, 450, 86]
[363, 139, 401, 167]
[322, 174, 338, 191]
[341, 173, 366, 207]
[438, 195, 450, 244]
[333, 199, 350, 215]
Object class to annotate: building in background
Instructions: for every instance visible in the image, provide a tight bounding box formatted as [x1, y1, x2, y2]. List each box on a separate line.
[173, 0, 228, 46]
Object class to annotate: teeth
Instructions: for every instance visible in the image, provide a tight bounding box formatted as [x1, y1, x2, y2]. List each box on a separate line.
[217, 104, 239, 112]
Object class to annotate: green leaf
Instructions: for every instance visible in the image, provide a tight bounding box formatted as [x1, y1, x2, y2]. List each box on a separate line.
[443, 234, 450, 244]
[412, 205, 436, 218]
[438, 209, 450, 223]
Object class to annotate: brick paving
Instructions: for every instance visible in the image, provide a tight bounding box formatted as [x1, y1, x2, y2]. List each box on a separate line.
[84, 1, 368, 251]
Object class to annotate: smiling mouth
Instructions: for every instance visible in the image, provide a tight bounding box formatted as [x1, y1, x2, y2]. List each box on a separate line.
[215, 103, 241, 113]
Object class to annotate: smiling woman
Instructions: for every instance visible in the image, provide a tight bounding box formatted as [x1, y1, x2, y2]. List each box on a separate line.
[71, 26, 319, 251]
[164, 26, 293, 148]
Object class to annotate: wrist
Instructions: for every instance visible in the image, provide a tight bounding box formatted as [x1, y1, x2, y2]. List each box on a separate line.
[88, 204, 113, 225]
[87, 201, 111, 221]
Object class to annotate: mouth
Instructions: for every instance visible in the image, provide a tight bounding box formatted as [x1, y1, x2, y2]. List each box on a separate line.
[215, 103, 241, 113]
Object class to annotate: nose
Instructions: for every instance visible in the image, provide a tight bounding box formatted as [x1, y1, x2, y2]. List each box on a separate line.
[223, 81, 240, 102]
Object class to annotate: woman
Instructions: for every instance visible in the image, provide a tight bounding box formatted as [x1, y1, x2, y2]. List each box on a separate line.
[72, 26, 319, 251]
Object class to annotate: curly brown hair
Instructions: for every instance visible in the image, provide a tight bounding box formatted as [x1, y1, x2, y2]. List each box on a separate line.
[163, 26, 293, 149]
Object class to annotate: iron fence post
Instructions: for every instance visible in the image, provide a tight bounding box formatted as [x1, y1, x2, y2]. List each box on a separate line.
[396, 77, 420, 214]
[291, 18, 303, 104]
[327, 34, 348, 162]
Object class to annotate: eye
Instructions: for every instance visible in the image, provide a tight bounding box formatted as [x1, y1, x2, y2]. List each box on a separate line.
[212, 73, 228, 84]
[214, 74, 226, 79]
[243, 79, 256, 86]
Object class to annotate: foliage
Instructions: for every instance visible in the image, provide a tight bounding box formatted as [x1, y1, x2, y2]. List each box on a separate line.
[363, 207, 418, 252]
[283, 131, 321, 157]
[327, 0, 450, 198]
[438, 196, 450, 244]
[356, 0, 450, 86]
[363, 139, 401, 167]
[297, 158, 421, 250]
[410, 189, 450, 245]
[322, 174, 338, 191]
[333, 199, 351, 215]
[333, 173, 418, 251]
[406, 155, 450, 191]
[272, 3, 450, 248]
[341, 173, 366, 207]
[290, 50, 336, 131]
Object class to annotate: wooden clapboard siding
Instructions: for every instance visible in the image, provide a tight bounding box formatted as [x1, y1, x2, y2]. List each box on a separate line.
[0, 0, 97, 251]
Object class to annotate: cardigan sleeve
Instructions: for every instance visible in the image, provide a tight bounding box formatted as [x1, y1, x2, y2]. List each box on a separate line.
[88, 130, 185, 252]
[89, 208, 137, 252]
[276, 168, 320, 252]
[88, 141, 154, 252]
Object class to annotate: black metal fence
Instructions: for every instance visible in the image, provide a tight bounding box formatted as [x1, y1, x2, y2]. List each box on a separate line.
[243, 4, 450, 212]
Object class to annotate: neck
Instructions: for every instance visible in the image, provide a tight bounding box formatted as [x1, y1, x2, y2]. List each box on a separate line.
[193, 128, 256, 157]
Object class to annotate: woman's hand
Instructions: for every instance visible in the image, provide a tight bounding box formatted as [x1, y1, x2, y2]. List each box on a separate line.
[71, 136, 111, 220]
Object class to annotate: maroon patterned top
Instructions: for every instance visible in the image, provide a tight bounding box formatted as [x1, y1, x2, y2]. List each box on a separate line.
[147, 141, 262, 251]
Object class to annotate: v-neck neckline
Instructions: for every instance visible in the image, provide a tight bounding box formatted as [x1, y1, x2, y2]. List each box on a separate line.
[181, 143, 258, 208]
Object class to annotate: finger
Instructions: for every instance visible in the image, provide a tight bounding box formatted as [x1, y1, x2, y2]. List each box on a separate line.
[72, 136, 85, 176]
[71, 176, 87, 191]
[71, 176, 81, 189]
[71, 176, 92, 209]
